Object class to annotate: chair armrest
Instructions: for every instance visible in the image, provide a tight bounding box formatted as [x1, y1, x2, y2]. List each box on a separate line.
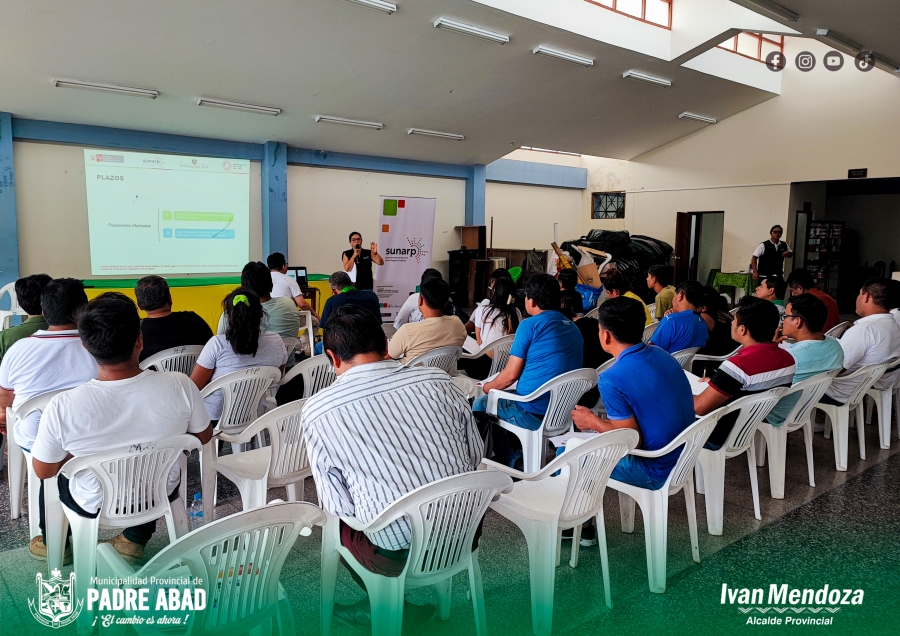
[692, 354, 729, 363]
[96, 543, 138, 580]
[486, 382, 544, 414]
[480, 457, 567, 482]
[213, 417, 270, 446]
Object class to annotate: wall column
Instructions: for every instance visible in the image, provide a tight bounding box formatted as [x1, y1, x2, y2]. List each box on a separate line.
[0, 113, 19, 292]
[465, 164, 486, 226]
[262, 141, 288, 259]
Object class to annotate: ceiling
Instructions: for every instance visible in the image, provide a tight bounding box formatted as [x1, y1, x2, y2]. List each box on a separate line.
[0, 0, 787, 164]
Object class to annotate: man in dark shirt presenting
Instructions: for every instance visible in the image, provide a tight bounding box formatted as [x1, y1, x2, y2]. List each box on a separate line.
[135, 276, 213, 361]
[342, 231, 384, 291]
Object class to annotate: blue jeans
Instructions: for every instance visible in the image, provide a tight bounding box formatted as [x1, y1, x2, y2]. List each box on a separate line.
[610, 455, 667, 490]
[472, 395, 543, 431]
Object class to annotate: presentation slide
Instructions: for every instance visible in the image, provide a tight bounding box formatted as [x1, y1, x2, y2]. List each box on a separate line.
[84, 149, 250, 275]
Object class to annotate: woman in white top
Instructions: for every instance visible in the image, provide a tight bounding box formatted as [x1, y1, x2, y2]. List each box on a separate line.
[393, 268, 443, 329]
[459, 278, 521, 380]
[191, 288, 287, 420]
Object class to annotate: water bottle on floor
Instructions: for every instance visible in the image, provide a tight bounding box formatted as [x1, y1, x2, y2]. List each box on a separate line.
[189, 493, 204, 531]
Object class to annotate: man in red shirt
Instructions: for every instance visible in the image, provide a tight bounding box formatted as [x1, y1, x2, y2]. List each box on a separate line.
[787, 269, 840, 333]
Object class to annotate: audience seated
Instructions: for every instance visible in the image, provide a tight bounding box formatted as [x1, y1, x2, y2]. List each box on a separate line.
[787, 268, 840, 333]
[572, 297, 696, 490]
[31, 293, 212, 562]
[560, 288, 610, 408]
[267, 252, 320, 319]
[458, 277, 522, 380]
[602, 270, 652, 326]
[474, 274, 583, 466]
[646, 265, 676, 316]
[766, 294, 844, 426]
[821, 278, 900, 406]
[388, 279, 466, 361]
[393, 268, 442, 329]
[302, 305, 484, 632]
[0, 274, 51, 364]
[755, 274, 787, 321]
[697, 286, 739, 357]
[465, 268, 515, 332]
[649, 280, 709, 353]
[219, 262, 301, 341]
[192, 288, 287, 420]
[135, 275, 213, 361]
[319, 271, 381, 329]
[694, 296, 796, 449]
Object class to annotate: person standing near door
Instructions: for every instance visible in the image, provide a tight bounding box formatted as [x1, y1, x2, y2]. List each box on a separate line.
[342, 231, 384, 291]
[750, 225, 792, 281]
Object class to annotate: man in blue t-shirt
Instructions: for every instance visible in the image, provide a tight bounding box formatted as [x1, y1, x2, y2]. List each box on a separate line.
[650, 280, 709, 354]
[474, 274, 583, 465]
[572, 297, 696, 489]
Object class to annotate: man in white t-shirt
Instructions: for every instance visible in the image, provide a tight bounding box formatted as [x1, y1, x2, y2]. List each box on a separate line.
[267, 252, 319, 319]
[32, 293, 212, 562]
[0, 278, 98, 454]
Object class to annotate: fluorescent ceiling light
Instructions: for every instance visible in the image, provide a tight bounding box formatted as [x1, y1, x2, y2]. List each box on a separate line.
[407, 127, 464, 141]
[340, 0, 396, 14]
[679, 112, 717, 125]
[622, 70, 671, 88]
[817, 30, 863, 55]
[433, 18, 509, 44]
[521, 146, 581, 156]
[315, 115, 384, 130]
[532, 45, 593, 67]
[53, 78, 158, 99]
[741, 0, 799, 23]
[197, 97, 280, 116]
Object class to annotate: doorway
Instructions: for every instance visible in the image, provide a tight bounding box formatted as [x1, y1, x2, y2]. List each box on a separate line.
[674, 211, 725, 285]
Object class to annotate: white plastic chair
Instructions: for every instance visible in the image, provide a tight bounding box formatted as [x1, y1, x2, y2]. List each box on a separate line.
[96, 501, 325, 636]
[451, 375, 478, 401]
[755, 371, 838, 499]
[671, 347, 701, 371]
[864, 360, 900, 450]
[824, 320, 852, 339]
[487, 369, 597, 474]
[0, 282, 26, 331]
[693, 389, 785, 535]
[138, 344, 204, 374]
[203, 401, 310, 512]
[608, 407, 724, 593]
[282, 336, 301, 359]
[692, 345, 742, 377]
[403, 345, 463, 373]
[276, 354, 337, 398]
[647, 303, 656, 322]
[298, 310, 315, 356]
[815, 362, 888, 471]
[321, 471, 514, 636]
[53, 434, 201, 634]
[460, 334, 515, 377]
[484, 430, 638, 635]
[589, 358, 617, 417]
[641, 322, 659, 344]
[583, 307, 599, 320]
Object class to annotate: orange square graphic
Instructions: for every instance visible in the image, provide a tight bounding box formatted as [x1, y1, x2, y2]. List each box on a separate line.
[382, 224, 390, 232]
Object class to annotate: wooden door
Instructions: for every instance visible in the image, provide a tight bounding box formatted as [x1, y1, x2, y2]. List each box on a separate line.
[674, 212, 693, 285]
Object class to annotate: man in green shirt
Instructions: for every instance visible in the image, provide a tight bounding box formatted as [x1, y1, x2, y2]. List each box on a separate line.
[0, 275, 52, 364]
[646, 264, 676, 317]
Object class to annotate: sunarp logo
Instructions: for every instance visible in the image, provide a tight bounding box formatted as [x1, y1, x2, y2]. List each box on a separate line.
[386, 238, 428, 264]
[28, 568, 83, 628]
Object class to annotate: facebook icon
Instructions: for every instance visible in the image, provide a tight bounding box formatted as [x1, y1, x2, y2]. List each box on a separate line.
[765, 51, 786, 72]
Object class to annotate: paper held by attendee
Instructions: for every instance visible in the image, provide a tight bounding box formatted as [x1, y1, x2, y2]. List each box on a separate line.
[463, 336, 481, 355]
[548, 431, 599, 448]
[684, 370, 709, 396]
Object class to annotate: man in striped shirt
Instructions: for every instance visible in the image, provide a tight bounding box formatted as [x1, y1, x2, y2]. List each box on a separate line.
[694, 296, 795, 449]
[302, 304, 483, 632]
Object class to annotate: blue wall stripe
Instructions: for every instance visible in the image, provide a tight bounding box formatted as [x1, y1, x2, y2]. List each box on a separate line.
[11, 119, 265, 161]
[286, 147, 470, 180]
[466, 165, 486, 226]
[0, 113, 20, 291]
[486, 158, 587, 190]
[262, 141, 288, 259]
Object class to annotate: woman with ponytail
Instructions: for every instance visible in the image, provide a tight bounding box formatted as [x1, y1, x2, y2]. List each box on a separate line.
[191, 288, 287, 419]
[458, 277, 522, 380]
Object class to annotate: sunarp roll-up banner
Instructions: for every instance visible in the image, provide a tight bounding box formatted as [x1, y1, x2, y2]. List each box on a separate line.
[375, 196, 436, 321]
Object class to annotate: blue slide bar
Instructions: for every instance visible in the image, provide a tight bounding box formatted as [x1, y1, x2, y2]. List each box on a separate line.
[175, 229, 235, 239]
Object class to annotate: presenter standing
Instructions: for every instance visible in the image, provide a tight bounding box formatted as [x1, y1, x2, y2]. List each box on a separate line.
[750, 225, 792, 281]
[342, 231, 384, 290]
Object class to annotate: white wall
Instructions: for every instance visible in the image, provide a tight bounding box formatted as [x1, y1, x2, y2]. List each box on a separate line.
[286, 166, 466, 277]
[13, 141, 262, 279]
[826, 194, 900, 268]
[485, 182, 583, 249]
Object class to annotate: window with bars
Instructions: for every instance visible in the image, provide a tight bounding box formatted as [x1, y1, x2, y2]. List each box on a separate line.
[592, 192, 626, 219]
[717, 32, 784, 63]
[584, 0, 672, 30]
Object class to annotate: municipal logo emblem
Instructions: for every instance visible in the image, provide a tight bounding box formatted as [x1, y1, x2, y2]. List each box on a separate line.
[28, 568, 83, 628]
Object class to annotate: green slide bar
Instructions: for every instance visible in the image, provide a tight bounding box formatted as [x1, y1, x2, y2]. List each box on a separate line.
[162, 211, 235, 222]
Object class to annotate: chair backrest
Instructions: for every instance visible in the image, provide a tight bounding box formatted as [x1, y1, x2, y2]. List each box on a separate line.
[775, 370, 839, 429]
[647, 303, 656, 322]
[844, 362, 889, 409]
[404, 345, 462, 373]
[718, 388, 786, 453]
[534, 368, 598, 436]
[642, 321, 659, 343]
[201, 367, 282, 430]
[282, 336, 301, 359]
[596, 357, 616, 375]
[134, 502, 325, 634]
[138, 345, 204, 374]
[278, 354, 337, 397]
[484, 334, 515, 376]
[59, 434, 201, 526]
[554, 429, 639, 525]
[9, 390, 68, 447]
[672, 347, 701, 370]
[825, 321, 852, 339]
[0, 282, 26, 331]
[298, 310, 315, 355]
[729, 307, 739, 316]
[663, 408, 724, 493]
[253, 400, 309, 488]
[387, 471, 512, 585]
[583, 307, 599, 320]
